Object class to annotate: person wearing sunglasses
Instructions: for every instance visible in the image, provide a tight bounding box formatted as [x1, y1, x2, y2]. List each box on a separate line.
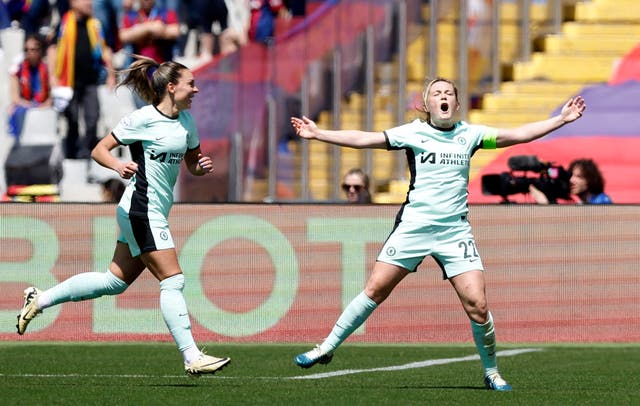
[290, 77, 586, 391]
[341, 168, 372, 204]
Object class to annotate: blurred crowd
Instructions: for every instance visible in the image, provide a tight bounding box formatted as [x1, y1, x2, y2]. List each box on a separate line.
[0, 0, 308, 202]
[2, 0, 307, 158]
[1, 0, 307, 62]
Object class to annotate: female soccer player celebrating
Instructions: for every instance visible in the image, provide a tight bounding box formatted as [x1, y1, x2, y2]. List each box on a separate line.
[17, 55, 230, 376]
[290, 78, 586, 391]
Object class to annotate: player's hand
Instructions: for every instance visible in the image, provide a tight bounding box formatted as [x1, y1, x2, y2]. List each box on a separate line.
[197, 153, 214, 173]
[117, 161, 138, 179]
[291, 116, 319, 140]
[560, 96, 586, 123]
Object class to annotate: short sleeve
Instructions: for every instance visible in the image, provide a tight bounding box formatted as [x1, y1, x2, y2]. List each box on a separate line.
[384, 120, 419, 150]
[112, 109, 148, 144]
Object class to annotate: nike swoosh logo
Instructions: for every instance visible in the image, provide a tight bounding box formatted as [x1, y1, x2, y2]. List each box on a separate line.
[201, 359, 229, 367]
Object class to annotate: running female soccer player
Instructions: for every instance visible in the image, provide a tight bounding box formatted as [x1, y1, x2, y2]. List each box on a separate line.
[290, 78, 586, 391]
[17, 55, 230, 376]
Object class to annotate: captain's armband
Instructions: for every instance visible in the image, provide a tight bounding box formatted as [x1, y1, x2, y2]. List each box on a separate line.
[482, 132, 498, 149]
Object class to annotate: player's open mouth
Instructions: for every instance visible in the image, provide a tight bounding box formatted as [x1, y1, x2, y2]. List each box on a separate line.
[440, 102, 449, 112]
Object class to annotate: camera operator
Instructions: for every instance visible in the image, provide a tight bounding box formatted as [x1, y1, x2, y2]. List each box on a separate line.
[481, 155, 572, 203]
[529, 158, 612, 204]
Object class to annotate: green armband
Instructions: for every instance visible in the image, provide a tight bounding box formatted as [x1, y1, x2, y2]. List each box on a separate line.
[482, 132, 497, 149]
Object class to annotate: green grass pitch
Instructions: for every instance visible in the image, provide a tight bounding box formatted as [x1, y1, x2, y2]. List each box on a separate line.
[1, 343, 639, 405]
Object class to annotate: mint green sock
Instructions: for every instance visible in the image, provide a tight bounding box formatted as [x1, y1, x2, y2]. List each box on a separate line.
[321, 291, 378, 353]
[38, 270, 128, 309]
[159, 274, 197, 359]
[471, 311, 498, 376]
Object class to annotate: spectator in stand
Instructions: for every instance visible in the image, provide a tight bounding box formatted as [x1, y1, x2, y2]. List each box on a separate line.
[249, 0, 284, 45]
[182, 0, 243, 60]
[119, 0, 180, 64]
[47, 0, 116, 159]
[12, 0, 51, 35]
[120, 0, 180, 107]
[93, 0, 128, 51]
[341, 168, 372, 204]
[529, 158, 612, 204]
[8, 33, 51, 143]
[225, 0, 250, 50]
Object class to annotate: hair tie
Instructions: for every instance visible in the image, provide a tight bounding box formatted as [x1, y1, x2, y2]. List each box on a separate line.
[147, 66, 157, 81]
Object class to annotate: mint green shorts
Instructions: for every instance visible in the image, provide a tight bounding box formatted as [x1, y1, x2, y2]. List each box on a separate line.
[116, 206, 175, 257]
[377, 216, 484, 279]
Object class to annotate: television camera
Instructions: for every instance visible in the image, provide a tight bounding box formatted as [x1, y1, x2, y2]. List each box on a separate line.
[481, 155, 571, 203]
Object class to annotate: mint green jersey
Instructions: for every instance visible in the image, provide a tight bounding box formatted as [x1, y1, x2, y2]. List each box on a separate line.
[384, 119, 496, 225]
[112, 105, 200, 219]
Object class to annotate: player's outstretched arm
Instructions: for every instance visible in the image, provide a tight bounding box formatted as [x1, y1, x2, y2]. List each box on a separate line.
[495, 96, 586, 148]
[290, 116, 387, 149]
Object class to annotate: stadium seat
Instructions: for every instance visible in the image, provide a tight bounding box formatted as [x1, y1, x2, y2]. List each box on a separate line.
[0, 27, 24, 71]
[20, 108, 59, 146]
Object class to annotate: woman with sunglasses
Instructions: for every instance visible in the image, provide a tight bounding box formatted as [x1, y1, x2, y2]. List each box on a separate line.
[290, 77, 586, 391]
[341, 168, 372, 204]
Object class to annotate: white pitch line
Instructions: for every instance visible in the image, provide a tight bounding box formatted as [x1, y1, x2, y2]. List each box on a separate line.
[287, 348, 542, 380]
[0, 348, 541, 380]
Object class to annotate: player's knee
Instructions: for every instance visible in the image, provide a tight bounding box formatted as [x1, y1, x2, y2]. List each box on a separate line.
[460, 295, 487, 319]
[159, 274, 185, 292]
[467, 305, 489, 324]
[363, 286, 389, 305]
[105, 270, 129, 295]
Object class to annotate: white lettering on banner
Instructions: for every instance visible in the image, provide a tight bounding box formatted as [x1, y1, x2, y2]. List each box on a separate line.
[0, 216, 61, 333]
[0, 213, 386, 337]
[307, 218, 390, 335]
[3, 205, 639, 343]
[181, 215, 299, 337]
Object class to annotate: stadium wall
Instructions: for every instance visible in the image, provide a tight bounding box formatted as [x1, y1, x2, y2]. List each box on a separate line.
[1, 204, 638, 343]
